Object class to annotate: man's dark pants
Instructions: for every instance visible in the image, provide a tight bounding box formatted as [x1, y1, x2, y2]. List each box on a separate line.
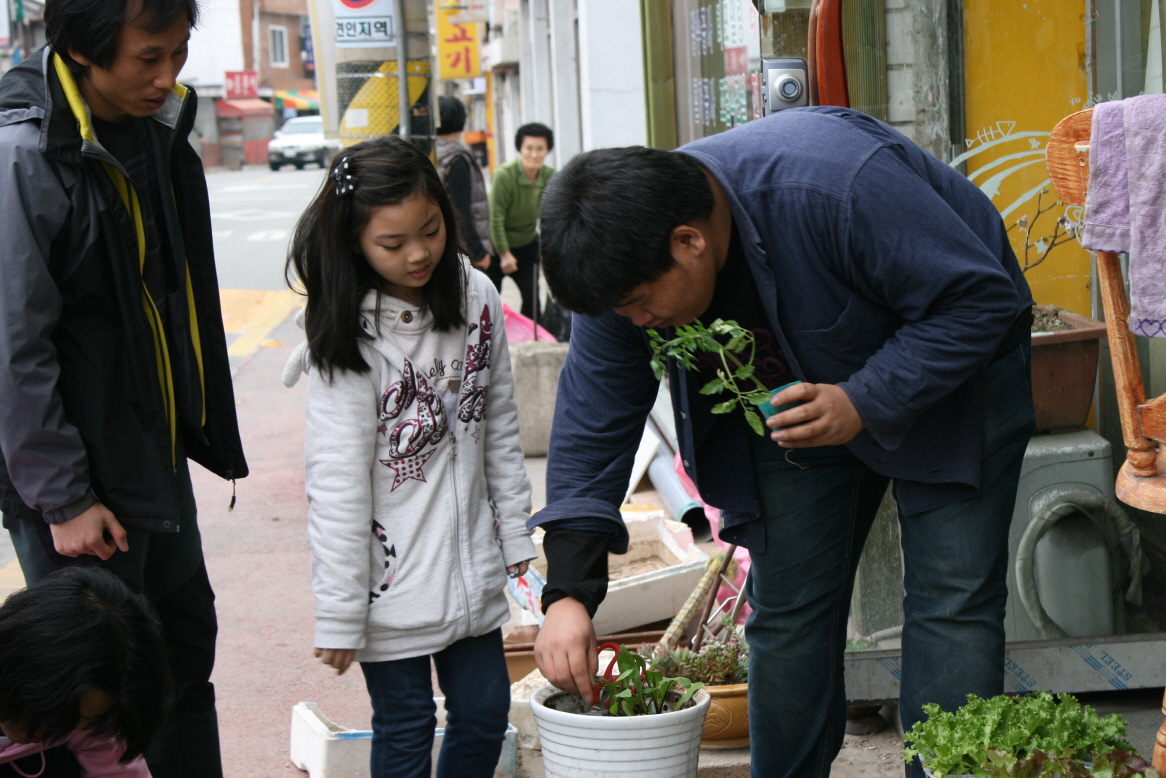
[6, 455, 222, 778]
[484, 237, 542, 322]
[743, 342, 1035, 778]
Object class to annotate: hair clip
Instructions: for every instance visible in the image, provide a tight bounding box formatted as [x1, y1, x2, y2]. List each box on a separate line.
[331, 158, 356, 197]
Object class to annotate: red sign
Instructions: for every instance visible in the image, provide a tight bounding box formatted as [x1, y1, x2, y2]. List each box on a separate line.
[224, 71, 259, 100]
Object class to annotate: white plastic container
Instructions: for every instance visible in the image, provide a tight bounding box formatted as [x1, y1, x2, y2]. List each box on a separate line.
[529, 685, 710, 778]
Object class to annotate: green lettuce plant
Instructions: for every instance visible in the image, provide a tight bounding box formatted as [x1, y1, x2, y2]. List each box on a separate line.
[902, 691, 1157, 778]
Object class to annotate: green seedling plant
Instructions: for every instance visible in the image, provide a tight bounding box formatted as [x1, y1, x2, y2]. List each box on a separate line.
[902, 691, 1157, 778]
[593, 642, 703, 717]
[648, 319, 771, 435]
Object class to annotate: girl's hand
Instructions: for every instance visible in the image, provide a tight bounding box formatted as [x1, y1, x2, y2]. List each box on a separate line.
[507, 560, 529, 579]
[500, 251, 518, 274]
[315, 647, 356, 675]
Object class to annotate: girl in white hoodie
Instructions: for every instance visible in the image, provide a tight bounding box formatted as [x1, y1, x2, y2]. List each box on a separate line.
[285, 136, 537, 778]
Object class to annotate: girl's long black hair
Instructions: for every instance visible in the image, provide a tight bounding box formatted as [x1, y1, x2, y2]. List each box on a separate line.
[287, 136, 466, 378]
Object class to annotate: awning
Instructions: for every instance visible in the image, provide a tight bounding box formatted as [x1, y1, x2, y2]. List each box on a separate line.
[215, 98, 274, 118]
[274, 90, 320, 111]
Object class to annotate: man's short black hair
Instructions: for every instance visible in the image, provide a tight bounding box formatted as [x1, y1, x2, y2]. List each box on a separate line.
[437, 96, 467, 135]
[46, 0, 200, 73]
[0, 567, 170, 762]
[514, 122, 554, 152]
[539, 146, 715, 315]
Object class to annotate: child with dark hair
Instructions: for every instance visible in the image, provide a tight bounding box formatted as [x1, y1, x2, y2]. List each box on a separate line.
[283, 136, 536, 778]
[0, 567, 170, 778]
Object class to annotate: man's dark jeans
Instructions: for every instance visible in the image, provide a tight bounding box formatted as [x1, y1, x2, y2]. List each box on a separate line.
[360, 628, 511, 778]
[743, 343, 1035, 778]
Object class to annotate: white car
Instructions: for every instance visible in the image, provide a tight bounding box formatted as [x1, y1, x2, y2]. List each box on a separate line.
[267, 116, 340, 171]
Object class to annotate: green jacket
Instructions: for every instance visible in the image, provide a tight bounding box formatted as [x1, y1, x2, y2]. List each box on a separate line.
[0, 48, 248, 531]
[488, 159, 555, 253]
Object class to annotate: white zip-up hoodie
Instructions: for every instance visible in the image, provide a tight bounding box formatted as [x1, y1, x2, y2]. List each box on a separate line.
[285, 261, 536, 661]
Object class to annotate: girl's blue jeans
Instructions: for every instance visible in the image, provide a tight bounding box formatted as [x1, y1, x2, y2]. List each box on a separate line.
[744, 343, 1035, 778]
[360, 628, 510, 778]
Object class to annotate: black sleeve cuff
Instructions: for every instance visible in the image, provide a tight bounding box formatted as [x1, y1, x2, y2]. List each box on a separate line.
[540, 529, 611, 618]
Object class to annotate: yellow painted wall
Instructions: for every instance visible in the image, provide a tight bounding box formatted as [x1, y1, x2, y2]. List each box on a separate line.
[962, 0, 1092, 316]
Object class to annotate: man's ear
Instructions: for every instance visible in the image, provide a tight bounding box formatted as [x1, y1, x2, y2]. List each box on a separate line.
[670, 224, 708, 261]
[68, 49, 94, 69]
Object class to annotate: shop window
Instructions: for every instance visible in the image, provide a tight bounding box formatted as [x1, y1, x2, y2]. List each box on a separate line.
[270, 26, 289, 69]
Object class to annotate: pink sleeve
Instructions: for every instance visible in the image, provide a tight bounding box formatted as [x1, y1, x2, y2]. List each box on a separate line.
[65, 732, 151, 778]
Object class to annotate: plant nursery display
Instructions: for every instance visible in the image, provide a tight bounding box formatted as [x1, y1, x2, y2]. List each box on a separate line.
[529, 643, 711, 777]
[648, 319, 801, 435]
[902, 691, 1159, 778]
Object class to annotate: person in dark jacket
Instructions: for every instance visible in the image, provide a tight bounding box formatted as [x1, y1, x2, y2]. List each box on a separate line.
[435, 96, 494, 278]
[531, 108, 1034, 778]
[0, 1, 247, 776]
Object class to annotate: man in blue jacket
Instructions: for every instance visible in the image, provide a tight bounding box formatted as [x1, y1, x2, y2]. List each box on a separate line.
[531, 107, 1034, 778]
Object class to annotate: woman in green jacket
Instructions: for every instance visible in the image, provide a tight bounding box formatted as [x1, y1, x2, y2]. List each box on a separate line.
[488, 123, 555, 321]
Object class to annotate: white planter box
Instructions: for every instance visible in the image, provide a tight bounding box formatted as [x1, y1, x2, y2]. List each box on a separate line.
[530, 509, 708, 636]
[289, 700, 518, 777]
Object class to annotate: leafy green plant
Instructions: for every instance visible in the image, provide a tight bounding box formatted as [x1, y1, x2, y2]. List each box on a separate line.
[647, 319, 771, 435]
[901, 691, 1154, 778]
[648, 623, 749, 686]
[593, 642, 704, 717]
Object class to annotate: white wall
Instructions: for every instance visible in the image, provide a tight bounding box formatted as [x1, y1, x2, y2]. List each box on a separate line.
[183, 0, 246, 88]
[576, 0, 647, 150]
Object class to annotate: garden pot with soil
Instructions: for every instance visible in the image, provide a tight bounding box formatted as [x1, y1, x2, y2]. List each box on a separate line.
[529, 644, 709, 777]
[1030, 304, 1107, 433]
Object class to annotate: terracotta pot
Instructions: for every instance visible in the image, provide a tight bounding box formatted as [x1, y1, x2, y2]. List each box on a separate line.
[700, 683, 749, 749]
[1030, 305, 1107, 433]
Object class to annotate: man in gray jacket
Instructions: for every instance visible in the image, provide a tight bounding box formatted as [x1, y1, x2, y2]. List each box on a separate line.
[0, 1, 247, 775]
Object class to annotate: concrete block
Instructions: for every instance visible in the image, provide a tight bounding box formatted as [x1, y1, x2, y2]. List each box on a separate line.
[290, 701, 518, 777]
[510, 341, 569, 457]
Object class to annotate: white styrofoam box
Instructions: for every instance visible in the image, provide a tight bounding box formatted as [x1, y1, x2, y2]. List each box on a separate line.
[530, 509, 707, 636]
[290, 700, 518, 778]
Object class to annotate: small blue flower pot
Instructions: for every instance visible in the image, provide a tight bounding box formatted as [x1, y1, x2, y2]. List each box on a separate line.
[754, 381, 805, 426]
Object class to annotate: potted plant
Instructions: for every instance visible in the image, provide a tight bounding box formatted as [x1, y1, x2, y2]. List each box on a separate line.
[649, 622, 750, 749]
[648, 319, 802, 435]
[529, 642, 710, 777]
[902, 690, 1160, 778]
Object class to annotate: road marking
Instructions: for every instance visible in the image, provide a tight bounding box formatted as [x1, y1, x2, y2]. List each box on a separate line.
[220, 289, 303, 357]
[247, 230, 290, 242]
[0, 558, 25, 602]
[213, 209, 297, 222]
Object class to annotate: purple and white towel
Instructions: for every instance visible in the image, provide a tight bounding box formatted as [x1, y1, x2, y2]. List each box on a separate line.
[1082, 95, 1166, 338]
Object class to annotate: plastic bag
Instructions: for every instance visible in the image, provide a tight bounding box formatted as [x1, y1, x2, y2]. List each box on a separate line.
[502, 302, 557, 343]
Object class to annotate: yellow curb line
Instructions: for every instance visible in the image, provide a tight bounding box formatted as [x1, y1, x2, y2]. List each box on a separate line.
[0, 558, 25, 602]
[223, 289, 303, 357]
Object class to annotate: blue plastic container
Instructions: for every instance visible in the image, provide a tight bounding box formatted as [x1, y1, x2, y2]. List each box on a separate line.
[754, 380, 805, 426]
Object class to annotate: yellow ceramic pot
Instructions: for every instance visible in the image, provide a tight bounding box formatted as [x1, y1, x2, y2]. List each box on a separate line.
[700, 683, 749, 749]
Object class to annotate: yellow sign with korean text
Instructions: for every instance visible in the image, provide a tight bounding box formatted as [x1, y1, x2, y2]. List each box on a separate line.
[436, 0, 481, 80]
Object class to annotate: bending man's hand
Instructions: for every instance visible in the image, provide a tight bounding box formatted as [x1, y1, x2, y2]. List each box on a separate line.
[767, 382, 865, 448]
[534, 597, 598, 704]
[49, 502, 128, 560]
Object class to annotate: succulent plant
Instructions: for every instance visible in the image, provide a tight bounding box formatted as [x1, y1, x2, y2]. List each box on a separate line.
[648, 624, 749, 686]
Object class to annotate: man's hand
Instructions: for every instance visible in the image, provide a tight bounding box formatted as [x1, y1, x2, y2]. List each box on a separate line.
[500, 251, 518, 275]
[534, 597, 598, 704]
[474, 255, 492, 271]
[49, 502, 128, 560]
[767, 382, 865, 448]
[314, 648, 356, 675]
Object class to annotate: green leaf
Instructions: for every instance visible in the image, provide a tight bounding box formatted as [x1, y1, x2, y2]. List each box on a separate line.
[711, 399, 738, 414]
[734, 364, 755, 381]
[700, 378, 725, 395]
[745, 409, 766, 435]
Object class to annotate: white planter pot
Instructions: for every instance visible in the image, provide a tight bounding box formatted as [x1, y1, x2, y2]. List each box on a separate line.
[529, 684, 711, 778]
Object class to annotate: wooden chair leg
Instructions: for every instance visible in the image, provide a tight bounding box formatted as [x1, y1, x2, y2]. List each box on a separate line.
[1153, 686, 1166, 774]
[1096, 250, 1158, 477]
